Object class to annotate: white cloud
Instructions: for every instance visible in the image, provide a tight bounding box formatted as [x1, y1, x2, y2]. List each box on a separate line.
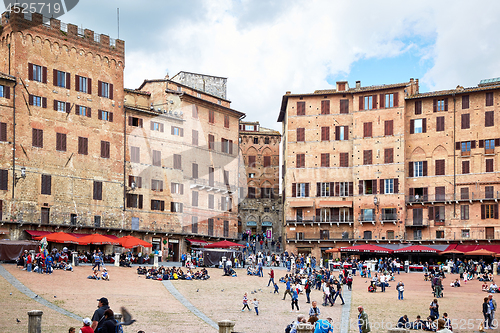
[60, 0, 500, 130]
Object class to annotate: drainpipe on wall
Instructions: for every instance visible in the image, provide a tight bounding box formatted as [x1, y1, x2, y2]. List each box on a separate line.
[11, 79, 17, 200]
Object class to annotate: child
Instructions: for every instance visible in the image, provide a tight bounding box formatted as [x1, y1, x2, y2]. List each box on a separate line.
[102, 268, 109, 281]
[274, 283, 279, 294]
[253, 298, 259, 315]
[242, 293, 251, 311]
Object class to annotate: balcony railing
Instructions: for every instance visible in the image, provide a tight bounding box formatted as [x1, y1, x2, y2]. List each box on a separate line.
[405, 218, 430, 227]
[358, 214, 375, 222]
[406, 191, 500, 204]
[288, 231, 354, 241]
[286, 217, 353, 225]
[381, 213, 398, 221]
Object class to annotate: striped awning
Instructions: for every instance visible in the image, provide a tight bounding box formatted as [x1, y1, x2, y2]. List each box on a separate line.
[318, 200, 352, 208]
[289, 201, 314, 208]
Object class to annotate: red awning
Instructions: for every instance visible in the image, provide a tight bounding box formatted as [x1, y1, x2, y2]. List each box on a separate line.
[25, 230, 52, 238]
[444, 244, 500, 253]
[187, 239, 209, 246]
[393, 245, 440, 253]
[340, 244, 393, 254]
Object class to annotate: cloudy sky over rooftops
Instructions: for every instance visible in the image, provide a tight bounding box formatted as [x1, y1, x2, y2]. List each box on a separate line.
[53, 0, 500, 131]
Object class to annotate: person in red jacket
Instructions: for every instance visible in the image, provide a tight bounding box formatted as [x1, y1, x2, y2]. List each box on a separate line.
[268, 268, 275, 287]
[79, 318, 94, 333]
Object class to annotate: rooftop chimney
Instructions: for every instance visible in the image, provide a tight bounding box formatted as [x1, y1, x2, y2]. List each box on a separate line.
[356, 81, 361, 89]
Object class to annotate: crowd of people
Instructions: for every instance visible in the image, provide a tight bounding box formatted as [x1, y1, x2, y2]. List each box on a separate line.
[137, 265, 210, 281]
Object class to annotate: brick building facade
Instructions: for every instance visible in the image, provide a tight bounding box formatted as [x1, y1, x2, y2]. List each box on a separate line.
[0, 12, 245, 259]
[0, 11, 126, 241]
[238, 121, 282, 240]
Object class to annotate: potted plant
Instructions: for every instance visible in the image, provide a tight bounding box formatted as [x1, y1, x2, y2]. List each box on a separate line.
[148, 253, 154, 264]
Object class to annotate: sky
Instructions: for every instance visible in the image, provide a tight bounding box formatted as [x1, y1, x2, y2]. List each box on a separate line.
[46, 0, 500, 132]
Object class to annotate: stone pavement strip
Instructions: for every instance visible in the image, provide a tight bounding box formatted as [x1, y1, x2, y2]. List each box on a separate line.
[162, 280, 219, 331]
[340, 288, 352, 333]
[0, 264, 83, 322]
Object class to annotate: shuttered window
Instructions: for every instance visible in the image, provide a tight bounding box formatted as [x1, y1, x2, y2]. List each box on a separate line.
[296, 128, 305, 142]
[485, 111, 494, 127]
[130, 146, 140, 163]
[461, 188, 469, 199]
[100, 141, 110, 158]
[209, 110, 215, 123]
[321, 153, 330, 167]
[28, 63, 47, 83]
[78, 137, 88, 155]
[340, 99, 349, 114]
[41, 174, 51, 195]
[152, 150, 161, 166]
[321, 100, 330, 115]
[435, 159, 445, 175]
[415, 100, 422, 115]
[0, 85, 10, 98]
[339, 153, 349, 167]
[486, 92, 494, 107]
[173, 154, 182, 170]
[128, 175, 142, 188]
[248, 156, 256, 167]
[128, 116, 143, 128]
[384, 120, 393, 136]
[461, 113, 470, 129]
[56, 133, 67, 151]
[192, 191, 199, 207]
[335, 126, 349, 140]
[384, 148, 393, 164]
[93, 181, 102, 200]
[32, 128, 43, 148]
[0, 169, 7, 190]
[363, 122, 372, 138]
[297, 101, 305, 115]
[192, 130, 198, 146]
[264, 156, 271, 167]
[321, 127, 329, 141]
[151, 200, 165, 211]
[296, 154, 305, 168]
[462, 160, 470, 174]
[97, 81, 113, 99]
[433, 98, 448, 112]
[151, 179, 164, 191]
[486, 159, 494, 172]
[192, 163, 198, 179]
[363, 150, 372, 165]
[462, 95, 469, 109]
[436, 116, 445, 132]
[192, 105, 198, 118]
[0, 122, 7, 142]
[224, 115, 230, 128]
[75, 75, 91, 93]
[53, 69, 70, 89]
[208, 134, 214, 150]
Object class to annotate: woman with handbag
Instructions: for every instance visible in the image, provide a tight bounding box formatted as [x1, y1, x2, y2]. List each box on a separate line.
[396, 280, 405, 300]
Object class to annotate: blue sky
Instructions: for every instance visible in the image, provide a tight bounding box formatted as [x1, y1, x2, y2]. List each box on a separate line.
[26, 0, 500, 131]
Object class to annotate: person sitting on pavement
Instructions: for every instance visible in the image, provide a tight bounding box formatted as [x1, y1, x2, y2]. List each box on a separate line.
[413, 315, 424, 330]
[398, 315, 409, 328]
[102, 268, 109, 281]
[489, 281, 498, 293]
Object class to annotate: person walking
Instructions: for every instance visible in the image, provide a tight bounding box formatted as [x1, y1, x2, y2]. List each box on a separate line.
[291, 288, 300, 312]
[358, 306, 370, 333]
[242, 293, 251, 312]
[283, 278, 293, 300]
[332, 279, 345, 305]
[429, 298, 439, 321]
[305, 280, 312, 303]
[267, 268, 275, 287]
[489, 293, 497, 326]
[253, 298, 259, 315]
[396, 280, 405, 300]
[484, 297, 493, 329]
[309, 301, 321, 319]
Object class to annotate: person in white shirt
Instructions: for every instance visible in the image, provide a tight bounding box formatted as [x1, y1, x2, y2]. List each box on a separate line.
[380, 274, 386, 292]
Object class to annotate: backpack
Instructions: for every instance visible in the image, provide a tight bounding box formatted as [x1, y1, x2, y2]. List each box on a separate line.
[115, 319, 124, 333]
[285, 323, 293, 333]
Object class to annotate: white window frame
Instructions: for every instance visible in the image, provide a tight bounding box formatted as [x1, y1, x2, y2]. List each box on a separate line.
[364, 96, 373, 110]
[297, 183, 306, 197]
[339, 182, 349, 197]
[385, 94, 394, 108]
[56, 101, 66, 112]
[414, 161, 423, 177]
[384, 179, 394, 194]
[321, 182, 330, 197]
[414, 119, 423, 133]
[33, 64, 42, 82]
